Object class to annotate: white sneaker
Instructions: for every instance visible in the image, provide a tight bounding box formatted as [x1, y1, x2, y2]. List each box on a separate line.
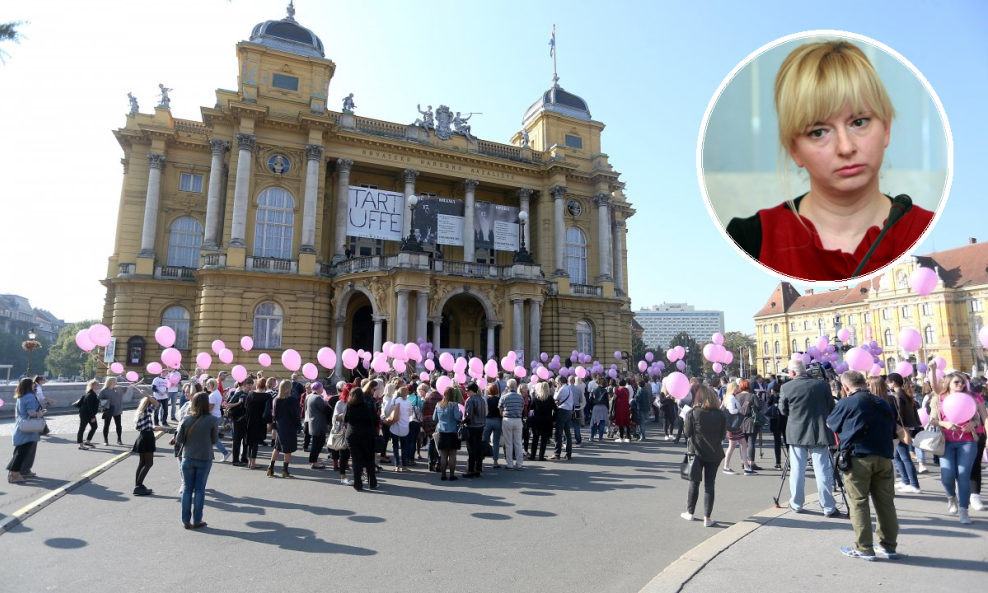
[959, 508, 972, 524]
[895, 482, 909, 491]
[222, 452, 231, 462]
[917, 463, 929, 474]
[680, 512, 694, 521]
[341, 477, 354, 486]
[970, 494, 984, 511]
[901, 485, 921, 494]
[703, 518, 716, 527]
[947, 497, 958, 515]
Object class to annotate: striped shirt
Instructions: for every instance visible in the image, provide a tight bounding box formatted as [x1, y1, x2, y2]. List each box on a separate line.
[135, 406, 155, 432]
[498, 391, 525, 418]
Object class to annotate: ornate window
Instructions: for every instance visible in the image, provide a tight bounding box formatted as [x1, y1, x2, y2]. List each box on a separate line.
[882, 308, 891, 320]
[565, 227, 587, 284]
[253, 302, 283, 350]
[921, 303, 932, 316]
[166, 216, 203, 268]
[864, 312, 872, 323]
[774, 341, 780, 355]
[924, 325, 936, 344]
[901, 306, 912, 318]
[803, 320, 809, 330]
[773, 324, 779, 334]
[179, 173, 204, 193]
[576, 320, 594, 356]
[253, 188, 295, 260]
[162, 306, 190, 350]
[884, 328, 894, 347]
[792, 339, 798, 352]
[790, 322, 796, 331]
[763, 341, 769, 355]
[972, 300, 984, 313]
[804, 338, 811, 350]
[846, 314, 855, 325]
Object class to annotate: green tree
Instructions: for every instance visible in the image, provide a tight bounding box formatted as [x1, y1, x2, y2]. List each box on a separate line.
[669, 331, 703, 377]
[0, 331, 49, 378]
[45, 321, 100, 380]
[632, 333, 666, 375]
[722, 331, 756, 377]
[0, 21, 26, 64]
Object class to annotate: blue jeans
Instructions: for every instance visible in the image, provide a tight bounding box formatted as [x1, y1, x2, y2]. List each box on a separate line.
[570, 412, 582, 445]
[214, 435, 229, 458]
[167, 392, 178, 420]
[637, 410, 649, 439]
[939, 440, 977, 508]
[483, 418, 502, 462]
[591, 420, 607, 440]
[789, 445, 836, 514]
[554, 409, 573, 457]
[180, 458, 212, 525]
[894, 441, 919, 488]
[390, 433, 408, 467]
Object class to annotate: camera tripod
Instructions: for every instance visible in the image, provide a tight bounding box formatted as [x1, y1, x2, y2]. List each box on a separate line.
[772, 445, 849, 514]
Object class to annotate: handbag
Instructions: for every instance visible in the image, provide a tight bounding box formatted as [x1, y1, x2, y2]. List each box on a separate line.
[328, 426, 348, 451]
[723, 409, 742, 432]
[72, 396, 85, 409]
[19, 416, 47, 433]
[457, 421, 471, 441]
[895, 425, 913, 446]
[680, 454, 702, 481]
[374, 434, 388, 454]
[382, 402, 400, 426]
[914, 428, 945, 456]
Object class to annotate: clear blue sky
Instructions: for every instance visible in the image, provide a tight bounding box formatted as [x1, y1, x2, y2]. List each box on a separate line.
[1, 0, 985, 336]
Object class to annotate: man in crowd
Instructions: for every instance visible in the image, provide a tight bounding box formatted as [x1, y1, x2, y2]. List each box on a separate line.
[499, 379, 525, 470]
[151, 370, 170, 427]
[827, 370, 898, 561]
[552, 376, 576, 460]
[780, 359, 840, 517]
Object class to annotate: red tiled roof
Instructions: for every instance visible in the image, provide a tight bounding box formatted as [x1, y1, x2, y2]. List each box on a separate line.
[915, 241, 988, 289]
[754, 282, 801, 317]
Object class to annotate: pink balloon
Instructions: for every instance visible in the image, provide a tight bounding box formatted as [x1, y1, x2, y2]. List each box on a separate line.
[218, 348, 234, 365]
[87, 324, 112, 347]
[146, 362, 163, 375]
[898, 328, 922, 353]
[393, 359, 407, 374]
[75, 329, 96, 352]
[535, 366, 549, 380]
[910, 267, 938, 296]
[373, 356, 390, 374]
[514, 365, 528, 378]
[942, 393, 977, 424]
[478, 378, 488, 391]
[154, 326, 176, 348]
[436, 375, 452, 394]
[869, 364, 883, 377]
[575, 366, 587, 379]
[712, 363, 723, 373]
[845, 347, 873, 372]
[934, 356, 947, 370]
[712, 332, 724, 346]
[816, 336, 830, 353]
[702, 344, 716, 362]
[454, 357, 467, 373]
[196, 352, 212, 370]
[469, 357, 483, 375]
[391, 343, 407, 361]
[342, 348, 358, 370]
[419, 372, 430, 382]
[125, 371, 139, 382]
[382, 342, 394, 355]
[281, 349, 301, 372]
[979, 326, 988, 350]
[723, 351, 734, 364]
[424, 359, 436, 372]
[614, 351, 622, 360]
[168, 371, 181, 386]
[918, 408, 930, 426]
[406, 342, 422, 362]
[161, 348, 182, 369]
[485, 359, 499, 378]
[232, 365, 248, 383]
[663, 372, 690, 400]
[240, 336, 254, 352]
[316, 347, 337, 369]
[258, 353, 272, 367]
[439, 352, 455, 372]
[211, 340, 226, 355]
[837, 328, 851, 342]
[894, 361, 914, 377]
[110, 362, 124, 374]
[638, 360, 647, 372]
[454, 372, 467, 384]
[302, 362, 319, 381]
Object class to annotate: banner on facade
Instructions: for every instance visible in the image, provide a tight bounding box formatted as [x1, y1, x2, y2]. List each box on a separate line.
[347, 186, 405, 241]
[413, 197, 519, 251]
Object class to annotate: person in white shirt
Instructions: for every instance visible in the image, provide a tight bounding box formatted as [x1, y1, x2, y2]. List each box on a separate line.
[166, 375, 180, 422]
[383, 382, 412, 471]
[552, 377, 576, 460]
[151, 371, 171, 427]
[205, 378, 231, 462]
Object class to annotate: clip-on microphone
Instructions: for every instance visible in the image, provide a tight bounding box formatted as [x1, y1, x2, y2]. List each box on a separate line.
[850, 194, 913, 279]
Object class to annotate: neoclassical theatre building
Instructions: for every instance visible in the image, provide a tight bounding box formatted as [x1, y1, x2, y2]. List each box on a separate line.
[102, 8, 634, 375]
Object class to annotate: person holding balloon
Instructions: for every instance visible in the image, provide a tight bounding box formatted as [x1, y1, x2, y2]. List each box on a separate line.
[929, 373, 987, 523]
[99, 376, 124, 446]
[152, 370, 171, 427]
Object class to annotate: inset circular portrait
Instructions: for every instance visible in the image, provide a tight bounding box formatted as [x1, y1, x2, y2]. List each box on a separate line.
[698, 31, 951, 284]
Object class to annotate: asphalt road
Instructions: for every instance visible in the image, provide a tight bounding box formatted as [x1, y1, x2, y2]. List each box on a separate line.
[0, 420, 825, 593]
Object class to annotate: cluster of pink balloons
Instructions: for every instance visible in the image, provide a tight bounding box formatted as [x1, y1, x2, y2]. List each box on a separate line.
[75, 324, 113, 352]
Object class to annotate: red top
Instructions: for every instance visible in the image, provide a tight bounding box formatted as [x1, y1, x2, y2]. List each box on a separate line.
[758, 202, 934, 281]
[613, 387, 631, 427]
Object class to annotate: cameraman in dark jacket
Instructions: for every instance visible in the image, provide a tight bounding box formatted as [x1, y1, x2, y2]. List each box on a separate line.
[827, 370, 898, 561]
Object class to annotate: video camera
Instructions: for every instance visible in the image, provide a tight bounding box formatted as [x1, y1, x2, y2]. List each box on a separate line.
[806, 361, 839, 383]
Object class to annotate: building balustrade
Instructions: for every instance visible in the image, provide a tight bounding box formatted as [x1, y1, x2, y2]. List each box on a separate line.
[246, 256, 298, 273]
[200, 253, 226, 268]
[571, 283, 603, 297]
[154, 266, 195, 280]
[117, 263, 136, 277]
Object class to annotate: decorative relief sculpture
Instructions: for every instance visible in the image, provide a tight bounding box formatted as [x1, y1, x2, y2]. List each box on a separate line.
[127, 92, 139, 115]
[452, 111, 475, 141]
[157, 84, 172, 109]
[413, 104, 435, 130]
[520, 128, 530, 148]
[342, 93, 356, 114]
[434, 106, 453, 140]
[268, 154, 290, 175]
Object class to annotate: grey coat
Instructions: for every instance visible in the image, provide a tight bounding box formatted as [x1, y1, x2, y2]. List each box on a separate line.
[176, 414, 219, 461]
[305, 393, 330, 436]
[779, 375, 836, 447]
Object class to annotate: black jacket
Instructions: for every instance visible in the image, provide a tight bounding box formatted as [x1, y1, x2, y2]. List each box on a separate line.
[79, 389, 100, 420]
[684, 407, 727, 462]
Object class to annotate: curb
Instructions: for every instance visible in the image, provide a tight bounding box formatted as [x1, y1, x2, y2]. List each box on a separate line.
[0, 432, 166, 536]
[639, 493, 822, 593]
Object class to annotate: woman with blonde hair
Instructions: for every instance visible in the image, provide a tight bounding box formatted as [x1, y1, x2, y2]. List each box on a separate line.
[77, 379, 101, 449]
[930, 373, 987, 523]
[528, 381, 555, 461]
[722, 381, 755, 474]
[99, 376, 124, 446]
[132, 390, 167, 496]
[433, 386, 463, 481]
[266, 378, 301, 478]
[727, 40, 933, 281]
[176, 392, 218, 528]
[682, 385, 728, 527]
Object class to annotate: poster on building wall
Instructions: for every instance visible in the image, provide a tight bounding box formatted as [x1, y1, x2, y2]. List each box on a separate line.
[414, 197, 464, 247]
[491, 204, 519, 251]
[347, 186, 405, 241]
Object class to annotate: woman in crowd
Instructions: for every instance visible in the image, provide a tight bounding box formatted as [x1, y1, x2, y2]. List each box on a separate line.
[463, 383, 487, 478]
[589, 379, 610, 442]
[244, 377, 270, 469]
[682, 385, 727, 527]
[422, 382, 442, 472]
[99, 376, 124, 446]
[267, 379, 300, 478]
[132, 390, 166, 496]
[528, 381, 555, 460]
[660, 385, 679, 441]
[433, 386, 463, 481]
[408, 382, 426, 462]
[383, 382, 412, 472]
[610, 379, 632, 443]
[885, 373, 921, 494]
[737, 379, 763, 472]
[930, 373, 987, 524]
[766, 380, 787, 469]
[332, 386, 353, 485]
[344, 387, 379, 491]
[722, 381, 754, 474]
[483, 383, 504, 468]
[175, 392, 219, 529]
[227, 378, 252, 466]
[518, 382, 531, 452]
[7, 378, 42, 484]
[77, 379, 101, 449]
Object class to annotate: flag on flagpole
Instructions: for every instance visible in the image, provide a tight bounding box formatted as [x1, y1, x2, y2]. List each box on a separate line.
[549, 26, 555, 58]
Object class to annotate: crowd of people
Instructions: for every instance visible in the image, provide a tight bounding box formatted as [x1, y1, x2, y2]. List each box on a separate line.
[6, 360, 987, 546]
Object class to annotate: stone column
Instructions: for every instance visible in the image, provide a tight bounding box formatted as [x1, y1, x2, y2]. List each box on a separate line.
[463, 179, 478, 262]
[333, 158, 354, 260]
[396, 290, 410, 343]
[487, 325, 496, 358]
[512, 299, 524, 354]
[229, 133, 256, 247]
[415, 291, 428, 342]
[529, 299, 541, 361]
[612, 219, 626, 294]
[334, 321, 344, 376]
[551, 185, 568, 276]
[139, 153, 166, 256]
[517, 188, 533, 251]
[301, 144, 323, 253]
[431, 317, 441, 349]
[594, 193, 612, 280]
[203, 141, 228, 249]
[402, 169, 419, 240]
[373, 317, 384, 354]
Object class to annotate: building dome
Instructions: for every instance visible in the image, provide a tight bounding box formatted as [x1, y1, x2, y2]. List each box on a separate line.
[249, 2, 325, 58]
[523, 80, 591, 124]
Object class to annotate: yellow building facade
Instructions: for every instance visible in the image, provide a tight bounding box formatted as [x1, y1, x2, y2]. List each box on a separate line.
[101, 8, 634, 376]
[753, 240, 988, 377]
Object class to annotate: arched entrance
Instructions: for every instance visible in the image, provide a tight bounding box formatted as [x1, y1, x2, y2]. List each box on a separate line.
[440, 293, 499, 357]
[344, 291, 385, 352]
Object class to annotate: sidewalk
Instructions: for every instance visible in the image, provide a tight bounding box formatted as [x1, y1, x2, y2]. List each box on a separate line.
[642, 470, 988, 592]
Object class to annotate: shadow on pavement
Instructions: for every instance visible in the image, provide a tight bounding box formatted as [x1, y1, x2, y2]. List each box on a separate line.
[206, 489, 358, 517]
[44, 537, 87, 549]
[205, 520, 377, 555]
[69, 482, 129, 503]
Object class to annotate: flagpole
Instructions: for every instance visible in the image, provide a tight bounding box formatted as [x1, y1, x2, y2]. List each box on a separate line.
[552, 24, 558, 85]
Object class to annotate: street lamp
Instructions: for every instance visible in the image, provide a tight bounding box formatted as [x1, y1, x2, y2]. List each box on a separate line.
[22, 328, 41, 375]
[513, 210, 534, 264]
[399, 194, 423, 252]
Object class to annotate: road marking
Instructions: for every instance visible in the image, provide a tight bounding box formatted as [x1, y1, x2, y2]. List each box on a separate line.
[0, 433, 166, 536]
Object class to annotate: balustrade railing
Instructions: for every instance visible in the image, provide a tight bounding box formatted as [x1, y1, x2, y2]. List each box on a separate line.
[246, 257, 297, 273]
[155, 266, 195, 280]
